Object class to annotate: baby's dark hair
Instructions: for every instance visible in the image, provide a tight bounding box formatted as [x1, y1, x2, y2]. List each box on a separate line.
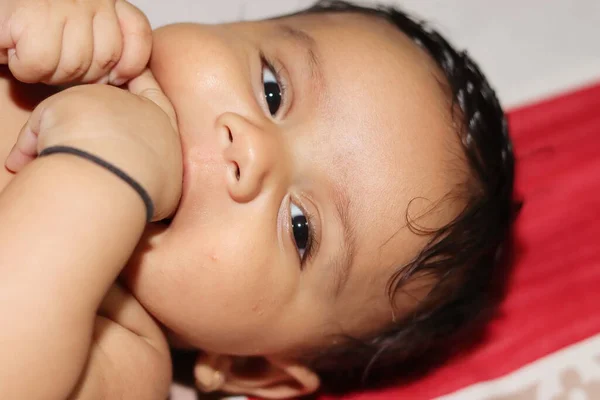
[292, 0, 521, 393]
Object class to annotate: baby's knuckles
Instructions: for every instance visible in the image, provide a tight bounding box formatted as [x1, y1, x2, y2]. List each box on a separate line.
[12, 0, 116, 14]
[3, 0, 121, 81]
[6, 0, 112, 31]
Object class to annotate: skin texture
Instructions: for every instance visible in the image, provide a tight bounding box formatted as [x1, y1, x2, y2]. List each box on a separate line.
[123, 12, 465, 365]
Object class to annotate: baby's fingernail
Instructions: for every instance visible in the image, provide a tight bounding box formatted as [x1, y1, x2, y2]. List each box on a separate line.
[95, 75, 109, 85]
[109, 72, 126, 87]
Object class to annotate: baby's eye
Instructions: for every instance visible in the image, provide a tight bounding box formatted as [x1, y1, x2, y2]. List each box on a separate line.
[290, 202, 310, 261]
[262, 64, 282, 116]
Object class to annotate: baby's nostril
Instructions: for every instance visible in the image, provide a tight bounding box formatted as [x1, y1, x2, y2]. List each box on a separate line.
[228, 127, 233, 143]
[234, 162, 240, 181]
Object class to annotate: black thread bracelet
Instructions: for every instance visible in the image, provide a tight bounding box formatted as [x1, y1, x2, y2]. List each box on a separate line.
[39, 146, 154, 223]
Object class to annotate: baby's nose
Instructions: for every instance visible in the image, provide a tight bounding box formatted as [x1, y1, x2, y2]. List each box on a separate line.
[217, 112, 278, 203]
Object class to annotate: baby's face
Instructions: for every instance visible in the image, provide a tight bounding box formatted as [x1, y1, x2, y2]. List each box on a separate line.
[122, 12, 463, 357]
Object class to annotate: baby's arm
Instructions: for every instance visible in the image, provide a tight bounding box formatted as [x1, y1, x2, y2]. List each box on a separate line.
[0, 155, 148, 399]
[70, 284, 171, 399]
[0, 73, 180, 399]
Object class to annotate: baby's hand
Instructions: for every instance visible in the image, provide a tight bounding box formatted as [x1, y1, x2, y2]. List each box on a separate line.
[6, 70, 182, 221]
[0, 0, 152, 85]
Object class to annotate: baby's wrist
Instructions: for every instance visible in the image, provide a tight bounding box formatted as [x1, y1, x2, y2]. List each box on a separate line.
[33, 153, 149, 225]
[39, 146, 154, 222]
[37, 139, 179, 222]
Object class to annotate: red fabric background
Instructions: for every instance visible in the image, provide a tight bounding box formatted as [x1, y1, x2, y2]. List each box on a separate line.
[312, 83, 600, 399]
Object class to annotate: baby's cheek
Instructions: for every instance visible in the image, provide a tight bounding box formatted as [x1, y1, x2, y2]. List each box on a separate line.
[196, 256, 295, 343]
[151, 24, 252, 118]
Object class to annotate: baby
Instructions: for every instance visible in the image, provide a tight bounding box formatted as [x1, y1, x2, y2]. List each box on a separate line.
[0, 0, 517, 398]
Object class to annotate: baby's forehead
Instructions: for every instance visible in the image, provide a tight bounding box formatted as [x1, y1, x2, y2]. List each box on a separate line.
[272, 11, 453, 129]
[273, 12, 466, 331]
[264, 11, 465, 252]
[284, 16, 462, 213]
[275, 11, 440, 67]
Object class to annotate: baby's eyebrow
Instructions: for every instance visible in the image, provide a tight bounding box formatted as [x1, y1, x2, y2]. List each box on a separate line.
[277, 24, 324, 86]
[329, 180, 357, 298]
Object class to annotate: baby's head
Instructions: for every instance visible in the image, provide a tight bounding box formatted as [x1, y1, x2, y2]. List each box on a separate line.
[122, 0, 517, 397]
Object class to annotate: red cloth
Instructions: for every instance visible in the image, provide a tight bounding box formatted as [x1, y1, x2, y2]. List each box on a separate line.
[315, 82, 600, 399]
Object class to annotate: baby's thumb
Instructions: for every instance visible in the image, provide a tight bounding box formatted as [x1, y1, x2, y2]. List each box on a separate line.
[5, 94, 51, 172]
[5, 125, 39, 173]
[128, 69, 178, 131]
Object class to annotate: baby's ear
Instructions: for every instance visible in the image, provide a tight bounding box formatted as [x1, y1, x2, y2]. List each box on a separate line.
[194, 353, 320, 399]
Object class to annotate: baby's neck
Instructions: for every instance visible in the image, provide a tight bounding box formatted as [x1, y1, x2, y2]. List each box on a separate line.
[0, 67, 57, 191]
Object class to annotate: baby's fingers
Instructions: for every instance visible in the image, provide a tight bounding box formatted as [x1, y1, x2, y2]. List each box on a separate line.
[80, 8, 123, 83]
[128, 69, 177, 131]
[45, 15, 94, 84]
[5, 92, 54, 172]
[7, 11, 64, 83]
[108, 0, 152, 86]
[5, 125, 39, 173]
